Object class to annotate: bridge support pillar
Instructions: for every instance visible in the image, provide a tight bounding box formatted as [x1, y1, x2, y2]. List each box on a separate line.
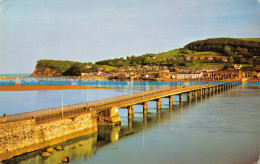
[179, 93, 183, 103]
[187, 92, 191, 102]
[97, 107, 121, 126]
[127, 105, 134, 119]
[142, 101, 149, 114]
[199, 89, 203, 97]
[193, 91, 197, 99]
[156, 98, 161, 110]
[168, 95, 173, 106]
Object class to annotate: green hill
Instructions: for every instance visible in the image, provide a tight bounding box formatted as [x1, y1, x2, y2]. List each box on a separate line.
[184, 38, 260, 58]
[157, 49, 223, 58]
[31, 38, 260, 76]
[238, 38, 260, 42]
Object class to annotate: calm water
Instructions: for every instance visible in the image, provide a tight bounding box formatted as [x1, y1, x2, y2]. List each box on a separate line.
[1, 84, 260, 164]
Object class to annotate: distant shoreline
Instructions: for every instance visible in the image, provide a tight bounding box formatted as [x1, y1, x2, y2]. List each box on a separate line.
[0, 84, 106, 91]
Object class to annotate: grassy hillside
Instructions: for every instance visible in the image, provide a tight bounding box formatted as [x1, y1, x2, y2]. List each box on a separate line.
[157, 49, 223, 58]
[184, 63, 225, 69]
[239, 38, 260, 42]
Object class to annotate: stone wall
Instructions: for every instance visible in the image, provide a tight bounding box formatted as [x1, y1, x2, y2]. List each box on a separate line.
[0, 113, 98, 161]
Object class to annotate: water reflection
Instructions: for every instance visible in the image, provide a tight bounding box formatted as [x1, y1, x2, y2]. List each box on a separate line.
[4, 133, 98, 164]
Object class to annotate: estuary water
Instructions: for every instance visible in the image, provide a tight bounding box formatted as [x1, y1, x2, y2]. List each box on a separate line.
[1, 81, 260, 164]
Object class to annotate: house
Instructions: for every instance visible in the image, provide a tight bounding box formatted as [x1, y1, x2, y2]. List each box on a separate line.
[207, 57, 213, 61]
[234, 64, 242, 70]
[186, 56, 191, 61]
[81, 73, 88, 76]
[176, 72, 203, 79]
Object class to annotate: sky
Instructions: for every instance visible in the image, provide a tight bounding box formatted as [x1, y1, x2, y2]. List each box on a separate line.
[0, 0, 260, 74]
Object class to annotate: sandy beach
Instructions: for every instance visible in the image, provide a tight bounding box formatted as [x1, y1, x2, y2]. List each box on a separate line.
[0, 84, 106, 91]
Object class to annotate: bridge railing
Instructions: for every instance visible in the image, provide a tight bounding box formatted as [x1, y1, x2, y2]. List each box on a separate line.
[6, 86, 178, 121]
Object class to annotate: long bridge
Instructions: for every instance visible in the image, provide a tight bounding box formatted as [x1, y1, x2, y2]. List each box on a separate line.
[2, 79, 239, 125]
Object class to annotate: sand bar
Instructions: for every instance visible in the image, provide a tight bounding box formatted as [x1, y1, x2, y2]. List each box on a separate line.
[0, 84, 106, 91]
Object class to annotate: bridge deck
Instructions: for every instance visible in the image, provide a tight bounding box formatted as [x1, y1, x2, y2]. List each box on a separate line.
[5, 80, 236, 123]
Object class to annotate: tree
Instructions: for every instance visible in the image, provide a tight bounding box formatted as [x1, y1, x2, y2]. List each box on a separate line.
[253, 57, 260, 66]
[239, 58, 246, 64]
[247, 58, 253, 65]
[62, 63, 85, 76]
[240, 48, 248, 55]
[223, 45, 232, 56]
[228, 56, 234, 67]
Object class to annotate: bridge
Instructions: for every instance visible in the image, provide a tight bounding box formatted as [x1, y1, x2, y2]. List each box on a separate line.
[2, 79, 239, 125]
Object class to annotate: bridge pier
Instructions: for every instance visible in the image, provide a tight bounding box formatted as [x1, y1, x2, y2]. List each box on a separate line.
[204, 89, 208, 98]
[97, 107, 121, 126]
[168, 95, 173, 106]
[142, 101, 149, 114]
[179, 93, 183, 103]
[127, 105, 134, 119]
[199, 89, 203, 97]
[193, 90, 197, 100]
[208, 88, 211, 95]
[156, 98, 161, 110]
[187, 92, 191, 102]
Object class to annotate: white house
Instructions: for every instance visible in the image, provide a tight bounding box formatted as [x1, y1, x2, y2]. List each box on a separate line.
[176, 72, 203, 79]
